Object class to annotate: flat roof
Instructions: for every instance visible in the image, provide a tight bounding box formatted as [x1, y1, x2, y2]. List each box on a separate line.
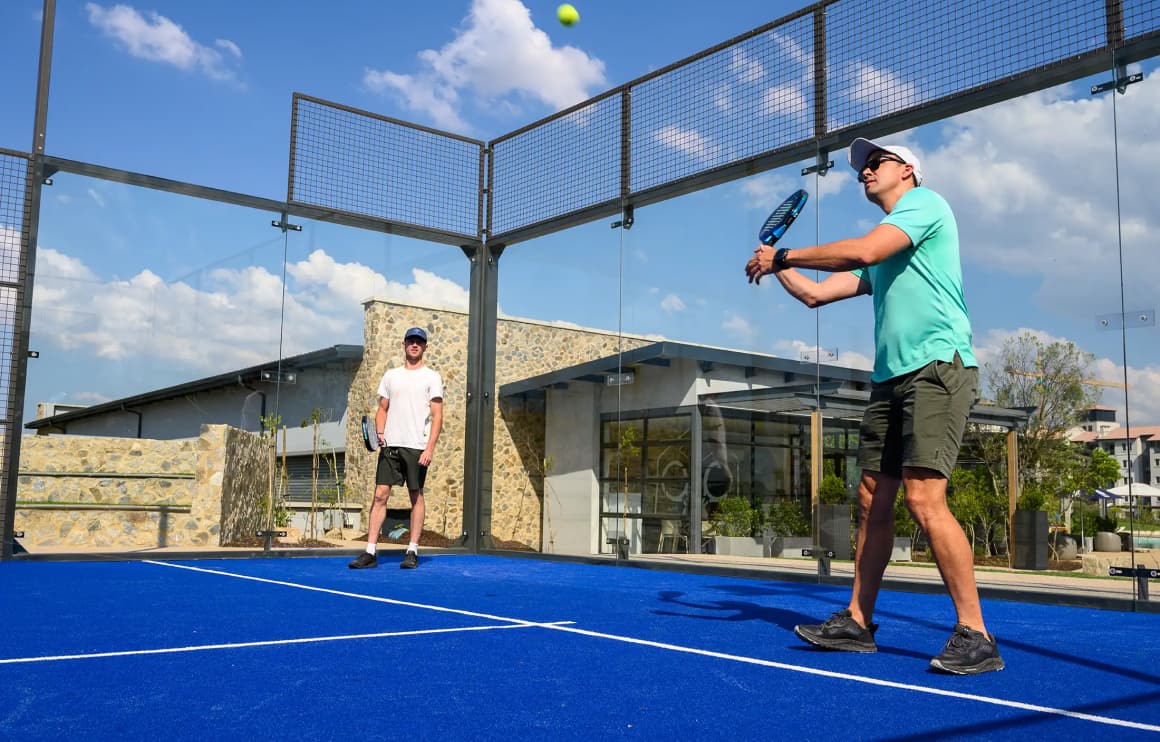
[26, 344, 363, 430]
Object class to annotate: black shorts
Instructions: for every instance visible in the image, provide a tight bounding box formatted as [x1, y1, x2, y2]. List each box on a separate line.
[856, 352, 978, 479]
[375, 446, 428, 491]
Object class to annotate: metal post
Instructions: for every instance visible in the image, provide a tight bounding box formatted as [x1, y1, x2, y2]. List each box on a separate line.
[1007, 430, 1019, 567]
[461, 242, 501, 552]
[2, 0, 55, 560]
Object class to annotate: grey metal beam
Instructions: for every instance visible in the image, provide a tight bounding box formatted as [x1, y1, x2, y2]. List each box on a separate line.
[41, 156, 483, 248]
[461, 242, 503, 552]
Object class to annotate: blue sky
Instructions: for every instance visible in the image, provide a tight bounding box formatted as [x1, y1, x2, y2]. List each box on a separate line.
[2, 0, 1160, 429]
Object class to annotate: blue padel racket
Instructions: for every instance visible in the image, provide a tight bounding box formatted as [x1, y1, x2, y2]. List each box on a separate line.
[360, 414, 381, 453]
[759, 188, 808, 246]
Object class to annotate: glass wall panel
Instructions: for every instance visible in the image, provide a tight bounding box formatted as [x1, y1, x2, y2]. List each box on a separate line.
[813, 67, 1133, 601]
[285, 219, 471, 552]
[493, 220, 623, 555]
[19, 174, 289, 552]
[1114, 55, 1160, 599]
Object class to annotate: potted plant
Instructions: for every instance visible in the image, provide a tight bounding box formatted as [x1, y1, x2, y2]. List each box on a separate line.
[764, 498, 811, 557]
[708, 495, 765, 557]
[1092, 514, 1121, 552]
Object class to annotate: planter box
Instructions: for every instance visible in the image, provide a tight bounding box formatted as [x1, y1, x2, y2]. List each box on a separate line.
[1012, 510, 1048, 570]
[890, 536, 912, 561]
[712, 535, 765, 557]
[765, 535, 813, 558]
[817, 504, 853, 560]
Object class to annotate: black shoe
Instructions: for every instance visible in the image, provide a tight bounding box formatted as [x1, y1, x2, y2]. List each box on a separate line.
[401, 551, 419, 569]
[794, 610, 878, 652]
[930, 624, 1005, 675]
[348, 552, 378, 569]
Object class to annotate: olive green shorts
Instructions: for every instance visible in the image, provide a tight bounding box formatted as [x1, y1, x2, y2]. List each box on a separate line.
[856, 352, 978, 479]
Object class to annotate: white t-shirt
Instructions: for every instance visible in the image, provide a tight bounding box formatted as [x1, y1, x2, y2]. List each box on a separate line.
[376, 365, 443, 449]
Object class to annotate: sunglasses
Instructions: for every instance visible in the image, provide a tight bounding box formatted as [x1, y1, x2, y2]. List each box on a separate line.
[405, 338, 426, 345]
[857, 155, 906, 183]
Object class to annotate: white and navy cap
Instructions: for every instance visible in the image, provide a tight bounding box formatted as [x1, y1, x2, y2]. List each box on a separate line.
[848, 137, 923, 185]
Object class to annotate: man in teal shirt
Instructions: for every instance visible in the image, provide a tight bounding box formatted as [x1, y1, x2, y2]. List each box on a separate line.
[744, 137, 1003, 675]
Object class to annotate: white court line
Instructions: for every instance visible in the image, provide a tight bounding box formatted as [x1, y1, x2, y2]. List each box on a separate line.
[0, 623, 566, 665]
[144, 560, 1159, 734]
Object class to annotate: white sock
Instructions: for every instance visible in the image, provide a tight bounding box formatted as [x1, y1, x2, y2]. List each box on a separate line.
[407, 543, 418, 553]
[365, 544, 376, 555]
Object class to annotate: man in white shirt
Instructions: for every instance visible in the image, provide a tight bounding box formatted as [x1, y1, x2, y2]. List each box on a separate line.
[349, 326, 444, 570]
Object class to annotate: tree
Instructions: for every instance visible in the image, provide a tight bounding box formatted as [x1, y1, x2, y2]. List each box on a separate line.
[972, 333, 1102, 518]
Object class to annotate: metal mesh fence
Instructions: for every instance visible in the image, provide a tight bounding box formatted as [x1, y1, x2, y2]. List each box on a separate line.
[289, 95, 484, 241]
[0, 152, 29, 422]
[490, 93, 623, 239]
[487, 0, 1160, 242]
[0, 150, 29, 550]
[630, 13, 816, 195]
[825, 0, 1107, 131]
[1125, 0, 1160, 39]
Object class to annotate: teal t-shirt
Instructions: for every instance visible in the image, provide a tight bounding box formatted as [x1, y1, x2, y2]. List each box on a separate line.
[852, 187, 976, 382]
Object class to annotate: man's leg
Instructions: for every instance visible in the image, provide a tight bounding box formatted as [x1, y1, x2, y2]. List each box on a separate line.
[902, 467, 987, 635]
[365, 484, 392, 550]
[847, 470, 901, 628]
[349, 483, 391, 568]
[407, 489, 425, 547]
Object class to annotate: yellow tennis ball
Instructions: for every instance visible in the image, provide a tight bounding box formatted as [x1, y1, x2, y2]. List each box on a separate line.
[557, 3, 579, 27]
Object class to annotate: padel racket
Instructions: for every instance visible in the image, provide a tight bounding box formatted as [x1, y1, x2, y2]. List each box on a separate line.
[759, 188, 808, 245]
[360, 414, 381, 453]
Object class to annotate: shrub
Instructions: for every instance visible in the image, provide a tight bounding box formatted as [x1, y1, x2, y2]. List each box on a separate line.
[711, 495, 758, 537]
[766, 498, 810, 537]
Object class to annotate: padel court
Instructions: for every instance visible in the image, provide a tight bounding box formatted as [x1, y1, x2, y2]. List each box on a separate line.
[2, 554, 1158, 739]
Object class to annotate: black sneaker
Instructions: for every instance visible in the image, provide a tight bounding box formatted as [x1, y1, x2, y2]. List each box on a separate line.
[401, 551, 419, 569]
[930, 624, 1005, 675]
[348, 552, 378, 569]
[794, 610, 878, 652]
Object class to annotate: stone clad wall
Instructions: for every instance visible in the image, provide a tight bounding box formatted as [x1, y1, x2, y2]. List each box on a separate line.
[14, 425, 268, 549]
[350, 299, 650, 548]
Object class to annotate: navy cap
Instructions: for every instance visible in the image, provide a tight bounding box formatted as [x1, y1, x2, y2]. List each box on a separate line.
[403, 327, 428, 342]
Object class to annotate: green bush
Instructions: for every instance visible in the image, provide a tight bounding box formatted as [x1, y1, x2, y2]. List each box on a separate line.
[711, 495, 758, 537]
[766, 498, 810, 537]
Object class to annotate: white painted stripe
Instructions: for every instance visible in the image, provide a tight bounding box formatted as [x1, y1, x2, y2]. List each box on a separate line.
[142, 559, 541, 626]
[142, 560, 1159, 734]
[539, 623, 1160, 734]
[0, 623, 572, 665]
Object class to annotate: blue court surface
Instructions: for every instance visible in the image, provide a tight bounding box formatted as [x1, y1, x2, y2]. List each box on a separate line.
[2, 554, 1158, 740]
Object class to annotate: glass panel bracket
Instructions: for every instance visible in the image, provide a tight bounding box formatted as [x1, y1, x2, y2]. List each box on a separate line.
[1097, 309, 1155, 330]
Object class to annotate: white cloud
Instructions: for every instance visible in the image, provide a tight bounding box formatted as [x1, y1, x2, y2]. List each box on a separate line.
[30, 247, 468, 372]
[363, 0, 605, 132]
[660, 293, 686, 313]
[722, 312, 756, 341]
[653, 124, 723, 166]
[923, 73, 1160, 316]
[85, 3, 243, 84]
[730, 47, 765, 85]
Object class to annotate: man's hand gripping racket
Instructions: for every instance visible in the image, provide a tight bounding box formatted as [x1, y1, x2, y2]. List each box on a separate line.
[360, 414, 382, 453]
[746, 188, 808, 284]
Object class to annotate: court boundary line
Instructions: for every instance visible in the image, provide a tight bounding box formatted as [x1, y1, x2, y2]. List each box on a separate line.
[144, 560, 1159, 734]
[0, 623, 570, 665]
